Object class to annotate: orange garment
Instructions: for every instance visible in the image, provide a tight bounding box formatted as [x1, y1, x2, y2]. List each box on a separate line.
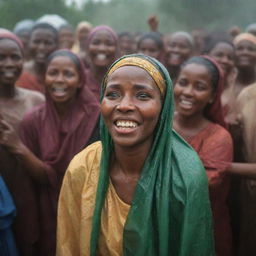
[16, 71, 45, 94]
[187, 122, 233, 256]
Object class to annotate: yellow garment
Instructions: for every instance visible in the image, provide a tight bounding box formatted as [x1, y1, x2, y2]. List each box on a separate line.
[57, 141, 130, 256]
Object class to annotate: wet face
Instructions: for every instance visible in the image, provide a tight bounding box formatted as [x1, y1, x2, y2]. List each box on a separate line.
[88, 30, 117, 68]
[210, 42, 234, 77]
[45, 55, 80, 105]
[0, 39, 23, 86]
[58, 28, 75, 49]
[235, 40, 256, 69]
[101, 65, 162, 149]
[138, 38, 161, 60]
[165, 35, 193, 67]
[174, 63, 214, 118]
[29, 28, 58, 65]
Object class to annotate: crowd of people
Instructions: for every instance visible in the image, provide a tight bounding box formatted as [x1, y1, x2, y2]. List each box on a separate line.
[0, 15, 256, 256]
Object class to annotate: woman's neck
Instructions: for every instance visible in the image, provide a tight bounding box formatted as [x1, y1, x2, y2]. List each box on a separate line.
[173, 111, 209, 140]
[237, 67, 256, 85]
[0, 84, 16, 99]
[54, 99, 75, 118]
[112, 141, 152, 177]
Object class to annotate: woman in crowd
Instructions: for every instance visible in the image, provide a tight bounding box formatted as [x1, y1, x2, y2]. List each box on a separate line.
[58, 24, 75, 50]
[16, 23, 58, 94]
[206, 39, 236, 121]
[173, 56, 233, 256]
[0, 30, 44, 255]
[137, 32, 164, 61]
[57, 54, 214, 256]
[85, 25, 119, 100]
[164, 31, 194, 82]
[0, 49, 100, 255]
[118, 31, 135, 56]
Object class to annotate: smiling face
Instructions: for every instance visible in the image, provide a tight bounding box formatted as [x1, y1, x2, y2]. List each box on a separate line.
[29, 28, 58, 65]
[209, 42, 234, 77]
[165, 35, 193, 67]
[101, 65, 162, 149]
[45, 55, 80, 105]
[88, 30, 117, 68]
[0, 39, 23, 86]
[138, 38, 161, 60]
[174, 63, 214, 118]
[235, 40, 256, 69]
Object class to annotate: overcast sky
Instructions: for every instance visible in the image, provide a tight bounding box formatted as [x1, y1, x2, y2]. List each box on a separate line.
[65, 0, 110, 8]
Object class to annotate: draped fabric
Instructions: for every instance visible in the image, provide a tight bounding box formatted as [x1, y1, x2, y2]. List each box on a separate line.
[0, 175, 19, 256]
[19, 50, 100, 255]
[89, 54, 214, 255]
[16, 71, 45, 94]
[0, 146, 39, 256]
[236, 82, 256, 255]
[187, 123, 233, 256]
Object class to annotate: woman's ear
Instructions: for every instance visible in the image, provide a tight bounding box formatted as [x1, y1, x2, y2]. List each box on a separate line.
[208, 92, 216, 104]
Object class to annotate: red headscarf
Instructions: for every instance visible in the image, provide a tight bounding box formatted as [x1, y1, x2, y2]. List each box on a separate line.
[201, 55, 227, 129]
[20, 49, 100, 188]
[0, 29, 24, 52]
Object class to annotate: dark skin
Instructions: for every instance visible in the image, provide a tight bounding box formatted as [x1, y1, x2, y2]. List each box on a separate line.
[101, 66, 162, 204]
[88, 30, 117, 85]
[0, 55, 81, 184]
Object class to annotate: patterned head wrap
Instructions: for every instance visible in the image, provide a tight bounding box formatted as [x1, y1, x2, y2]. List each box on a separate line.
[104, 55, 165, 95]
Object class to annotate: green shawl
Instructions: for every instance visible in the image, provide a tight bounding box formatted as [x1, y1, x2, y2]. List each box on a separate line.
[90, 54, 215, 255]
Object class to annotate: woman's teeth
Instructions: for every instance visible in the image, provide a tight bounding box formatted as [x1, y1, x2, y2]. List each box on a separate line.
[116, 120, 138, 128]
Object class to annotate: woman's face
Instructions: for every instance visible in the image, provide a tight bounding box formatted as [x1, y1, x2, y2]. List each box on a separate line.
[45, 55, 80, 105]
[209, 42, 234, 77]
[138, 38, 161, 60]
[101, 65, 162, 149]
[235, 40, 256, 69]
[88, 30, 117, 68]
[58, 28, 75, 50]
[165, 35, 192, 67]
[174, 63, 214, 118]
[0, 39, 23, 86]
[29, 28, 58, 65]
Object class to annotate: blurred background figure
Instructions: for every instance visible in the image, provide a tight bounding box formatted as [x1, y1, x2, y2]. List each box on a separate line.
[164, 31, 194, 82]
[191, 28, 207, 55]
[245, 23, 256, 36]
[137, 32, 164, 61]
[13, 19, 34, 61]
[58, 24, 75, 50]
[228, 25, 241, 39]
[118, 31, 135, 56]
[16, 23, 58, 94]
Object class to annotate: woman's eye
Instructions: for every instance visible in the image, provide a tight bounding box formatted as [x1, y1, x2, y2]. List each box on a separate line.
[195, 83, 207, 91]
[105, 91, 120, 99]
[177, 79, 187, 87]
[65, 71, 75, 77]
[137, 92, 151, 100]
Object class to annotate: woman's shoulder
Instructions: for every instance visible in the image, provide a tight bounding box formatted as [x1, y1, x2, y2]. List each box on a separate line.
[21, 104, 46, 128]
[66, 141, 102, 179]
[237, 82, 256, 103]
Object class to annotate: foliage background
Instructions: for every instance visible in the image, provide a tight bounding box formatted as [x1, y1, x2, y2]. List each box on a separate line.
[0, 0, 255, 33]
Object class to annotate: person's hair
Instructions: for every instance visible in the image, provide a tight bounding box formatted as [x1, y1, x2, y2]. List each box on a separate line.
[171, 31, 194, 48]
[182, 56, 219, 92]
[46, 50, 81, 70]
[137, 32, 163, 50]
[58, 24, 74, 33]
[203, 38, 234, 55]
[118, 31, 133, 40]
[30, 23, 58, 41]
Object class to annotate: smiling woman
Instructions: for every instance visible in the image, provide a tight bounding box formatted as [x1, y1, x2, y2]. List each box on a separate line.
[57, 54, 215, 256]
[84, 25, 119, 101]
[173, 56, 233, 256]
[0, 49, 100, 255]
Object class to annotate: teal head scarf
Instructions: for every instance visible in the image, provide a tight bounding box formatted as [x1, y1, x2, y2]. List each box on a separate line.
[91, 54, 214, 256]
